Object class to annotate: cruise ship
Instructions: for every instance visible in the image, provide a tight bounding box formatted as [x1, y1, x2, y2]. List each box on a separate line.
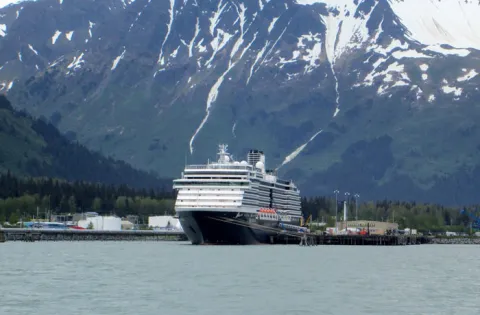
[173, 144, 306, 245]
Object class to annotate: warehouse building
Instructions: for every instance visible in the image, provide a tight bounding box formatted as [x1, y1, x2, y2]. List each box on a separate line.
[78, 215, 122, 231]
[148, 215, 183, 231]
[328, 221, 399, 235]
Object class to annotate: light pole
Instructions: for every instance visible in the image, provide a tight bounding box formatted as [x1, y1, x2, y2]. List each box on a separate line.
[334, 190, 339, 234]
[344, 192, 350, 232]
[354, 193, 360, 221]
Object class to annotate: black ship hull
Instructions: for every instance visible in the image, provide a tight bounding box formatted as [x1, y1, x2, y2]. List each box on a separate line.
[178, 211, 289, 245]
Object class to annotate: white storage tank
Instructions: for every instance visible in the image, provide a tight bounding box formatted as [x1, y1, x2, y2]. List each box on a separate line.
[102, 216, 122, 231]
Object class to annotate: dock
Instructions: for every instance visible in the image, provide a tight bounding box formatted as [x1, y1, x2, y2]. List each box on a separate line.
[277, 233, 430, 246]
[0, 228, 432, 245]
[0, 228, 187, 242]
[312, 234, 429, 245]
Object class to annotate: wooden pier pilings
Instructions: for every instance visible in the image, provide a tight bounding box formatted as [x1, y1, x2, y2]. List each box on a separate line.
[281, 233, 430, 246]
[313, 234, 429, 246]
[1, 228, 432, 245]
[1, 228, 187, 242]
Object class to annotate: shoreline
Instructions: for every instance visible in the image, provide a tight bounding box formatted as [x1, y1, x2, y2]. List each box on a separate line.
[429, 237, 480, 245]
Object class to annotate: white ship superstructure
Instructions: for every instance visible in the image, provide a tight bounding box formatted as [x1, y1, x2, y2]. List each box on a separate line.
[173, 144, 303, 245]
[174, 145, 301, 217]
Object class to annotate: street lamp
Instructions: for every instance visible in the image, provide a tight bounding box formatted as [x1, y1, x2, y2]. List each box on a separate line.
[344, 192, 350, 206]
[354, 193, 360, 221]
[334, 190, 339, 234]
[344, 192, 350, 232]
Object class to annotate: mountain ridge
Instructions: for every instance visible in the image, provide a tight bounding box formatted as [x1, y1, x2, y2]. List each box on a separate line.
[0, 94, 172, 190]
[0, 0, 479, 204]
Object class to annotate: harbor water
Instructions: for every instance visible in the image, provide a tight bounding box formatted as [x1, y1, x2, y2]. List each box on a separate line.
[0, 242, 479, 315]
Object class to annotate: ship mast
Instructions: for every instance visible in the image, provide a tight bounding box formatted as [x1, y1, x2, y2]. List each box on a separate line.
[217, 144, 231, 163]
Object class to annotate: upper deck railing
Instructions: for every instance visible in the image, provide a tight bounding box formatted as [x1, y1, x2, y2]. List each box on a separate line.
[185, 164, 253, 170]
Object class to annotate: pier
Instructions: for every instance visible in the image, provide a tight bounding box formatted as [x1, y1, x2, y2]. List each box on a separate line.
[0, 228, 433, 245]
[312, 234, 429, 245]
[0, 228, 187, 242]
[280, 233, 430, 246]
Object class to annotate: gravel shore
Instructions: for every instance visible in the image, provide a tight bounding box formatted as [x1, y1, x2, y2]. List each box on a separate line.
[430, 237, 480, 244]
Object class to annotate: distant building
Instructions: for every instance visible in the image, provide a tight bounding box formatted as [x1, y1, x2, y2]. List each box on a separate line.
[78, 215, 122, 231]
[333, 220, 399, 235]
[121, 220, 134, 230]
[148, 216, 183, 231]
[125, 215, 139, 225]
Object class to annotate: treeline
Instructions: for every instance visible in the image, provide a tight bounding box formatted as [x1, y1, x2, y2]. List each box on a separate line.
[0, 172, 176, 224]
[0, 95, 172, 190]
[301, 196, 475, 233]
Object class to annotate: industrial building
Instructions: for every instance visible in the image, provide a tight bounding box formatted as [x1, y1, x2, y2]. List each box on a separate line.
[78, 215, 122, 231]
[121, 220, 134, 230]
[333, 220, 399, 235]
[148, 215, 183, 231]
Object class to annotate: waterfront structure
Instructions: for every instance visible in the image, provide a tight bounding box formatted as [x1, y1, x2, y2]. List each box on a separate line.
[121, 220, 134, 230]
[173, 144, 304, 245]
[148, 215, 183, 231]
[77, 215, 121, 231]
[335, 220, 399, 235]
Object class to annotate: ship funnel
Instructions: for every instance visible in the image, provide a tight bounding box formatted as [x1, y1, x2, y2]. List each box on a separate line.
[248, 149, 265, 172]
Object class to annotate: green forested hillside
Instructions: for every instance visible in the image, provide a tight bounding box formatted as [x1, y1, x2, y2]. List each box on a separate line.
[0, 95, 171, 190]
[301, 196, 476, 233]
[0, 172, 175, 224]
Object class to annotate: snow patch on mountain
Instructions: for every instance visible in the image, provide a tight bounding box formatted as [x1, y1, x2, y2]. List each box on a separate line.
[67, 53, 85, 72]
[319, 0, 378, 117]
[205, 29, 233, 67]
[423, 45, 470, 57]
[121, 0, 136, 8]
[0, 0, 35, 9]
[247, 40, 269, 84]
[88, 21, 95, 38]
[391, 49, 431, 60]
[51, 31, 61, 44]
[209, 0, 227, 36]
[268, 17, 279, 34]
[278, 129, 323, 169]
[188, 17, 200, 57]
[190, 1, 259, 154]
[442, 79, 462, 97]
[457, 69, 478, 82]
[65, 31, 74, 41]
[111, 48, 126, 71]
[157, 0, 175, 67]
[28, 44, 38, 55]
[389, 0, 480, 50]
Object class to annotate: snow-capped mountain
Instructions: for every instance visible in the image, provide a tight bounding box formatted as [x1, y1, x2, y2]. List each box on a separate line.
[1, 0, 480, 204]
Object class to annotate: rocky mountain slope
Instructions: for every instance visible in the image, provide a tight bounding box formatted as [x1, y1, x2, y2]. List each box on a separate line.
[0, 95, 170, 190]
[0, 0, 479, 203]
